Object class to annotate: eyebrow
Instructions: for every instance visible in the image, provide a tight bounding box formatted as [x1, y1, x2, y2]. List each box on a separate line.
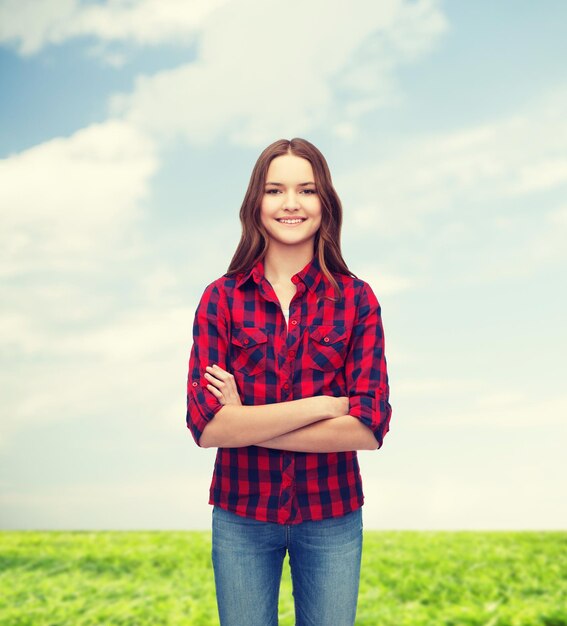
[265, 181, 316, 186]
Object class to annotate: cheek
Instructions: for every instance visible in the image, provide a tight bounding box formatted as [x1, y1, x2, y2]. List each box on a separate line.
[309, 202, 323, 224]
[259, 201, 272, 226]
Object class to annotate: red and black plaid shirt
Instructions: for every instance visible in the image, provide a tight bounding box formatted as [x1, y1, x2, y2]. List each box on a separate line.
[186, 255, 392, 524]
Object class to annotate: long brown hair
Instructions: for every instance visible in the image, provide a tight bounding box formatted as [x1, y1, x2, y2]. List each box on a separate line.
[226, 138, 357, 301]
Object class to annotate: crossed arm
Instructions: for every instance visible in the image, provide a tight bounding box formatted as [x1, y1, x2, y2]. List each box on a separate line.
[199, 364, 378, 452]
[256, 415, 378, 452]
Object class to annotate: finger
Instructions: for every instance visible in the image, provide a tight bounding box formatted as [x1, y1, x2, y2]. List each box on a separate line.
[206, 384, 223, 397]
[207, 365, 232, 382]
[207, 364, 226, 372]
[204, 371, 224, 386]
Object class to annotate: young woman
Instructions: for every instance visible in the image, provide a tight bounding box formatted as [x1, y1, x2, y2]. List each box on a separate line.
[186, 138, 392, 626]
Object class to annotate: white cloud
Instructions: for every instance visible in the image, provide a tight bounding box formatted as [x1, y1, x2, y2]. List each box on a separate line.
[0, 106, 241, 448]
[0, 0, 74, 55]
[512, 158, 567, 194]
[0, 119, 158, 275]
[0, 117, 169, 445]
[337, 90, 567, 237]
[0, 303, 198, 439]
[107, 0, 447, 147]
[0, 0, 228, 55]
[1, 1, 448, 143]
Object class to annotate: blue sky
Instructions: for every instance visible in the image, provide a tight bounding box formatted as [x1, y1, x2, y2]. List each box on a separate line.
[1, 0, 566, 530]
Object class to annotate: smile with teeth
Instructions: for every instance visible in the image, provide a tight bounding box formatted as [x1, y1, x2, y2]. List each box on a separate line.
[276, 218, 306, 224]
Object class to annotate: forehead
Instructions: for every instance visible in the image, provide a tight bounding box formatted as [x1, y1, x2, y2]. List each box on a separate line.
[266, 154, 315, 182]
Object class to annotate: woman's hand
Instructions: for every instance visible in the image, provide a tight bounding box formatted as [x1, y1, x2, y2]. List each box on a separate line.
[203, 364, 348, 416]
[204, 364, 243, 406]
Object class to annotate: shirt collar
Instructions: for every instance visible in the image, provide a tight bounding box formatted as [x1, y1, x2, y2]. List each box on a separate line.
[235, 255, 325, 293]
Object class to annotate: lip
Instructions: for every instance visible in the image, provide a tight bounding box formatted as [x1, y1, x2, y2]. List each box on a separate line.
[275, 217, 307, 225]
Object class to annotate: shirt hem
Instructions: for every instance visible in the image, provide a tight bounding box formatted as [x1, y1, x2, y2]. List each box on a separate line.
[208, 496, 365, 525]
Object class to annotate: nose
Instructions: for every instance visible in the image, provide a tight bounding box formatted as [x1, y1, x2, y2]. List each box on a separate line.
[282, 191, 300, 211]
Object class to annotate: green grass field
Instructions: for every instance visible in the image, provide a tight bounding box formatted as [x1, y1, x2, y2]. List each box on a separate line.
[1, 530, 565, 625]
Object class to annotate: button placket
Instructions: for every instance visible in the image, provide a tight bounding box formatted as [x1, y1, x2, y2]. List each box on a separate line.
[279, 452, 295, 521]
[281, 282, 302, 401]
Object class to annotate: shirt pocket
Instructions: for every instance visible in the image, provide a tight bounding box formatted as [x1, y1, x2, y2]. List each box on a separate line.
[306, 324, 349, 372]
[230, 327, 269, 377]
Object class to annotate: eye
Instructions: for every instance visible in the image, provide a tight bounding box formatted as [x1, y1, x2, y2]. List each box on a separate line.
[265, 189, 280, 194]
[302, 189, 317, 195]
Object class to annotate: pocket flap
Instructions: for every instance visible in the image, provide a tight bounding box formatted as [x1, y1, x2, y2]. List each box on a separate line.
[308, 325, 348, 345]
[232, 327, 268, 348]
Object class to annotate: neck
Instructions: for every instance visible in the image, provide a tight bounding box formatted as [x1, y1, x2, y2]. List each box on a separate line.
[263, 240, 315, 285]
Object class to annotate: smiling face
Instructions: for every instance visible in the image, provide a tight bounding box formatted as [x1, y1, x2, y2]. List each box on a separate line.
[260, 153, 322, 250]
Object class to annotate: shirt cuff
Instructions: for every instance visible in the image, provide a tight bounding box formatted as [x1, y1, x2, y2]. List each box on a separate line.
[348, 391, 391, 449]
[187, 383, 224, 446]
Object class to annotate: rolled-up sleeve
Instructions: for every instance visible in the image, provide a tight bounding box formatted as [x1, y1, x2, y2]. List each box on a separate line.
[344, 282, 392, 449]
[186, 282, 230, 446]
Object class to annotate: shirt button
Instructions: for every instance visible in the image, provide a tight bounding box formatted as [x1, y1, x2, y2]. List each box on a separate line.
[192, 381, 198, 387]
[291, 276, 299, 284]
[324, 336, 330, 342]
[283, 382, 290, 390]
[288, 350, 296, 358]
[243, 339, 249, 344]
[291, 319, 298, 326]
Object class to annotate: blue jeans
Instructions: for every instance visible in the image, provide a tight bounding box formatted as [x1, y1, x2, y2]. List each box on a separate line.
[211, 505, 363, 626]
